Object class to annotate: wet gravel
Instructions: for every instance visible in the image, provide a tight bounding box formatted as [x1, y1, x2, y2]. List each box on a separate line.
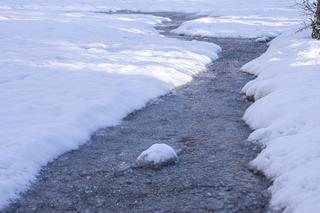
[2, 12, 271, 213]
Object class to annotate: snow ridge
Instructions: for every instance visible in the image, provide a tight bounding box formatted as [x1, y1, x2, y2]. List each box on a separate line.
[242, 29, 320, 213]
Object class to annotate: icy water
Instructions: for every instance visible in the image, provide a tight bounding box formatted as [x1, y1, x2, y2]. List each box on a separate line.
[2, 13, 270, 213]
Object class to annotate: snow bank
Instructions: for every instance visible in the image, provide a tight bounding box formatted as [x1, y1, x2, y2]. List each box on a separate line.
[173, 15, 301, 38]
[2, 0, 302, 38]
[0, 0, 301, 15]
[0, 0, 310, 211]
[242, 29, 320, 213]
[136, 144, 178, 168]
[0, 8, 220, 209]
[171, 0, 301, 38]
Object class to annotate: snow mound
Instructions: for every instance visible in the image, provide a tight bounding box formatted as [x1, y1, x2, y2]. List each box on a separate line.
[136, 144, 178, 168]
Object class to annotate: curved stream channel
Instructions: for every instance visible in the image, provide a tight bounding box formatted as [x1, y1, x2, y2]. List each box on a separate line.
[3, 12, 271, 213]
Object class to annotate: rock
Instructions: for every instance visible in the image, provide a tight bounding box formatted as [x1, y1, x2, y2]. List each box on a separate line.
[246, 95, 255, 102]
[255, 36, 271, 43]
[136, 143, 178, 168]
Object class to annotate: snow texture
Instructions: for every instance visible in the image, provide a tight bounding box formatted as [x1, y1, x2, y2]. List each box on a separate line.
[173, 15, 301, 38]
[0, 6, 220, 209]
[242, 29, 320, 213]
[0, 0, 316, 212]
[168, 0, 302, 38]
[136, 144, 178, 168]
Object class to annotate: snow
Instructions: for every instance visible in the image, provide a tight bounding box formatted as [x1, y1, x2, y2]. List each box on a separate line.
[173, 15, 301, 38]
[255, 36, 272, 43]
[0, 6, 220, 209]
[242, 29, 320, 213]
[0, 0, 317, 212]
[171, 0, 302, 38]
[0, 0, 302, 15]
[136, 143, 178, 167]
[1, 0, 302, 42]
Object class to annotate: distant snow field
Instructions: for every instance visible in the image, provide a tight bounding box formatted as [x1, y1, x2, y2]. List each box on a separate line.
[173, 15, 301, 38]
[1, 0, 318, 213]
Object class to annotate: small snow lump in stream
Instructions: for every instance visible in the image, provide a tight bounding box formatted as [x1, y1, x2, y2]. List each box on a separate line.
[136, 143, 178, 168]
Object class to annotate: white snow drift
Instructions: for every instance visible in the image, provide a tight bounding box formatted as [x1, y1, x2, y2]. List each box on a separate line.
[242, 29, 320, 213]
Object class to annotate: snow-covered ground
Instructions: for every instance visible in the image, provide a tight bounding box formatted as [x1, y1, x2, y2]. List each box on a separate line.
[242, 29, 320, 213]
[0, 6, 220, 208]
[1, 0, 317, 212]
[173, 15, 301, 38]
[1, 0, 302, 38]
[171, 0, 301, 38]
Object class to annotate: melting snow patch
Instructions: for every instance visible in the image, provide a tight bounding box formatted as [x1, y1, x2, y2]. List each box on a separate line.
[136, 143, 178, 168]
